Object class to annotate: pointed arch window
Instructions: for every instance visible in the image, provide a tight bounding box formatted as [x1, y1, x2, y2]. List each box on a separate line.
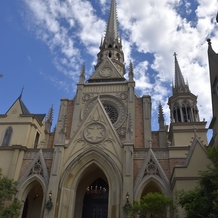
[182, 101, 192, 122]
[108, 44, 112, 48]
[2, 126, 13, 146]
[193, 106, 199, 122]
[108, 52, 112, 58]
[173, 103, 181, 122]
[34, 132, 40, 148]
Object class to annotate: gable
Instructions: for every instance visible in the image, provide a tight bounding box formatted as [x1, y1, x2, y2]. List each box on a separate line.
[6, 98, 26, 117]
[17, 150, 49, 189]
[89, 58, 123, 80]
[172, 136, 211, 179]
[64, 97, 124, 167]
[134, 148, 171, 196]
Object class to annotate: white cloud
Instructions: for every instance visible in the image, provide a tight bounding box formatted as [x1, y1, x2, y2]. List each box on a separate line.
[22, 0, 218, 130]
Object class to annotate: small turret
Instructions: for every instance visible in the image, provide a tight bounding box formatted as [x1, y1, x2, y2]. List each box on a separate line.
[168, 53, 200, 123]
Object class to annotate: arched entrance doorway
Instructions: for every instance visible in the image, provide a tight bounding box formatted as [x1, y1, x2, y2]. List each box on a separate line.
[21, 181, 44, 218]
[82, 178, 109, 218]
[74, 165, 110, 218]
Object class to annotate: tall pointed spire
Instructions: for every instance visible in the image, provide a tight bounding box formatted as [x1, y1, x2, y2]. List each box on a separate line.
[173, 52, 189, 94]
[95, 0, 125, 76]
[104, 0, 119, 43]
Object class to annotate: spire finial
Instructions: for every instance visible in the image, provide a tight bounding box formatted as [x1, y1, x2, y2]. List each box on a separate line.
[19, 86, 24, 99]
[173, 52, 189, 94]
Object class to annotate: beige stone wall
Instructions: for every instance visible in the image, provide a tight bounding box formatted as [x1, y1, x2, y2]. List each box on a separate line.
[0, 149, 13, 175]
[66, 100, 74, 140]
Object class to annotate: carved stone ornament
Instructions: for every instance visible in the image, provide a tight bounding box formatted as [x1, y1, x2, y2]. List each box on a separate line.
[83, 123, 107, 144]
[100, 67, 113, 77]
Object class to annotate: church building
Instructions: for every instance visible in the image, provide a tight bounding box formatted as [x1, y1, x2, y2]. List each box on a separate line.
[207, 38, 218, 147]
[0, 0, 212, 217]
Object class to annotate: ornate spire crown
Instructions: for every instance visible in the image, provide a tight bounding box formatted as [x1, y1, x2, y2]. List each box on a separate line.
[173, 52, 190, 94]
[104, 0, 119, 44]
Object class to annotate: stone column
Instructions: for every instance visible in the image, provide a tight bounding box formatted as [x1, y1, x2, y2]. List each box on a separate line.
[142, 95, 152, 147]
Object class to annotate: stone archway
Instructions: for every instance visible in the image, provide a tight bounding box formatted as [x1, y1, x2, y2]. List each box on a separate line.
[141, 181, 162, 198]
[21, 181, 44, 218]
[134, 175, 171, 201]
[81, 167, 109, 218]
[17, 175, 47, 218]
[58, 149, 122, 218]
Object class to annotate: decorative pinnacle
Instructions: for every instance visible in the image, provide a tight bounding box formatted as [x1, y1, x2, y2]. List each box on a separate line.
[158, 102, 165, 129]
[128, 60, 134, 81]
[47, 105, 53, 123]
[79, 64, 85, 83]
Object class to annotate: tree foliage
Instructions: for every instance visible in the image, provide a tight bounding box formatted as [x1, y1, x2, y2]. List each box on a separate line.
[0, 169, 22, 218]
[176, 147, 218, 218]
[125, 192, 175, 218]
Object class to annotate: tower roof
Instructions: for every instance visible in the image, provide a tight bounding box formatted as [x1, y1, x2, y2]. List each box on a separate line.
[104, 0, 119, 43]
[173, 52, 190, 94]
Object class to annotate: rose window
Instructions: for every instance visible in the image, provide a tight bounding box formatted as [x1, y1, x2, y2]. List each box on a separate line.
[103, 104, 118, 124]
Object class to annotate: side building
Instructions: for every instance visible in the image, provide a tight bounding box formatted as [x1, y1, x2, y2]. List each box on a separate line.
[207, 38, 218, 147]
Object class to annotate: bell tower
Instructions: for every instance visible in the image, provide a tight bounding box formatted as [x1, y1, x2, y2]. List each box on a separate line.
[94, 0, 125, 78]
[168, 53, 207, 146]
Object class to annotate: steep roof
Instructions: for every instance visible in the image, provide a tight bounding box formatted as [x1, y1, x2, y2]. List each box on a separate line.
[104, 0, 119, 44]
[173, 52, 190, 94]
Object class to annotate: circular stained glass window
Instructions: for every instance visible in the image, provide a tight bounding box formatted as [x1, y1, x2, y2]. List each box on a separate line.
[103, 104, 118, 124]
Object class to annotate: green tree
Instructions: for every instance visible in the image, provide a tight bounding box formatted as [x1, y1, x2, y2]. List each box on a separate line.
[0, 169, 22, 218]
[125, 192, 175, 218]
[176, 147, 218, 218]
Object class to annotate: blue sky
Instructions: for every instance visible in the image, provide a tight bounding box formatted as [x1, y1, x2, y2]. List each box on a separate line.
[0, 0, 218, 136]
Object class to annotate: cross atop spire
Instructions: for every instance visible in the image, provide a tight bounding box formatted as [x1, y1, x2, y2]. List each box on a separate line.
[19, 86, 24, 99]
[104, 0, 119, 44]
[173, 52, 190, 94]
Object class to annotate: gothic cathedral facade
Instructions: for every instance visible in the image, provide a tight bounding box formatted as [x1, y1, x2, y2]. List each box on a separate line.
[0, 1, 214, 218]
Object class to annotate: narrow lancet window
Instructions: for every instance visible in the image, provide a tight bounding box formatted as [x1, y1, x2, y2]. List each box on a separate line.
[2, 126, 13, 146]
